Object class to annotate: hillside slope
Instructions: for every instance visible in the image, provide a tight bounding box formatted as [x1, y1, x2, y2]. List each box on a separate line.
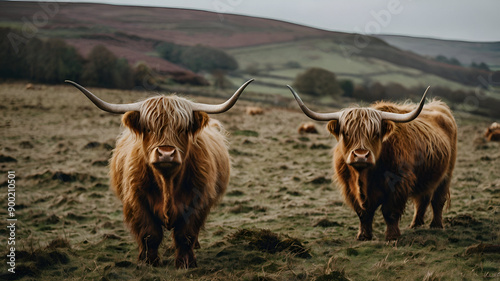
[0, 1, 495, 89]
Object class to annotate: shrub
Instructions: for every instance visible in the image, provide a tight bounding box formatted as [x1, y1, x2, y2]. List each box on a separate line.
[82, 45, 133, 89]
[156, 42, 183, 63]
[36, 38, 83, 83]
[212, 70, 233, 89]
[244, 63, 260, 75]
[284, 61, 302, 69]
[292, 67, 341, 97]
[112, 58, 133, 89]
[435, 55, 461, 66]
[471, 62, 490, 71]
[133, 62, 159, 90]
[339, 79, 354, 97]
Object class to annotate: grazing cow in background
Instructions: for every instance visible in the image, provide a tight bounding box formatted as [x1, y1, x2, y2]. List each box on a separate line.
[246, 106, 264, 115]
[66, 79, 253, 268]
[288, 86, 457, 241]
[485, 122, 500, 141]
[298, 122, 319, 134]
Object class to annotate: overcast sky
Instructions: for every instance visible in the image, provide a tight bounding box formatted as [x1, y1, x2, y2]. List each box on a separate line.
[19, 0, 500, 42]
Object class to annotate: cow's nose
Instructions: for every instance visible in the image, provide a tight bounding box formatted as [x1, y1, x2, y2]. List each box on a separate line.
[157, 146, 176, 162]
[353, 149, 370, 159]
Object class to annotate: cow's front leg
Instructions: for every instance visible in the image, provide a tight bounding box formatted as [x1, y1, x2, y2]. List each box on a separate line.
[356, 208, 376, 241]
[381, 201, 404, 241]
[124, 203, 163, 265]
[172, 227, 198, 269]
[172, 202, 211, 268]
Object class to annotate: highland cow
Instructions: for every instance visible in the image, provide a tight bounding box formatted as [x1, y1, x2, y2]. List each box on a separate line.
[246, 106, 264, 115]
[288, 86, 457, 241]
[66, 79, 253, 267]
[298, 122, 319, 134]
[485, 122, 500, 141]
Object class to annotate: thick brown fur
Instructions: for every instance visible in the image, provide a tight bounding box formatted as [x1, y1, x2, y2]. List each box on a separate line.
[110, 95, 229, 268]
[485, 122, 500, 141]
[328, 99, 457, 241]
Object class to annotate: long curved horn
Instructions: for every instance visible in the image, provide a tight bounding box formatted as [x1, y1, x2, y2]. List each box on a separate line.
[191, 79, 254, 113]
[380, 86, 430, 123]
[65, 80, 143, 114]
[287, 85, 342, 121]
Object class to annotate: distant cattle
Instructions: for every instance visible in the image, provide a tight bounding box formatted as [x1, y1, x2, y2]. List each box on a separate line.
[485, 122, 500, 141]
[298, 122, 318, 134]
[246, 106, 264, 115]
[25, 83, 43, 90]
[66, 79, 253, 268]
[289, 86, 457, 241]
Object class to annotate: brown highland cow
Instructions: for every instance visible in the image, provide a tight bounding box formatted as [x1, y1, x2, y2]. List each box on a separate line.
[288, 86, 457, 241]
[66, 79, 253, 268]
[485, 122, 500, 141]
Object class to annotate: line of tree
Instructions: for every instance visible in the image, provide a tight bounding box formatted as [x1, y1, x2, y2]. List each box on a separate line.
[435, 55, 462, 66]
[293, 67, 500, 118]
[470, 62, 490, 71]
[156, 42, 238, 73]
[1, 28, 82, 83]
[435, 55, 491, 71]
[0, 27, 158, 89]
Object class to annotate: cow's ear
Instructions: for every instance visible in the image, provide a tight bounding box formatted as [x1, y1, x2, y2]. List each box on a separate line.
[122, 111, 142, 134]
[192, 111, 210, 135]
[382, 120, 395, 142]
[327, 120, 340, 140]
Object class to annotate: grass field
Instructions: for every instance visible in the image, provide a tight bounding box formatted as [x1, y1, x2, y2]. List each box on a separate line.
[0, 82, 499, 280]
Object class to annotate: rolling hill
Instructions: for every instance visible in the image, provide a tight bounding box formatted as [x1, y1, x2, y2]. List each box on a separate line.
[0, 1, 497, 95]
[376, 35, 500, 70]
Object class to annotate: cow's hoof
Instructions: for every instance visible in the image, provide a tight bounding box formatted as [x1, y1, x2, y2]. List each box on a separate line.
[385, 233, 400, 241]
[409, 222, 424, 229]
[175, 259, 197, 269]
[357, 232, 372, 241]
[175, 254, 197, 269]
[138, 256, 160, 267]
[430, 221, 444, 229]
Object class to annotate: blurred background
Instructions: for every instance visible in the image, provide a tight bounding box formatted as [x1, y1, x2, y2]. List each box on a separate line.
[1, 0, 499, 118]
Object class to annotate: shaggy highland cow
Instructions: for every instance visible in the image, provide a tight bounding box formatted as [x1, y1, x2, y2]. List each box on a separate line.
[66, 79, 253, 267]
[288, 86, 457, 241]
[485, 122, 500, 141]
